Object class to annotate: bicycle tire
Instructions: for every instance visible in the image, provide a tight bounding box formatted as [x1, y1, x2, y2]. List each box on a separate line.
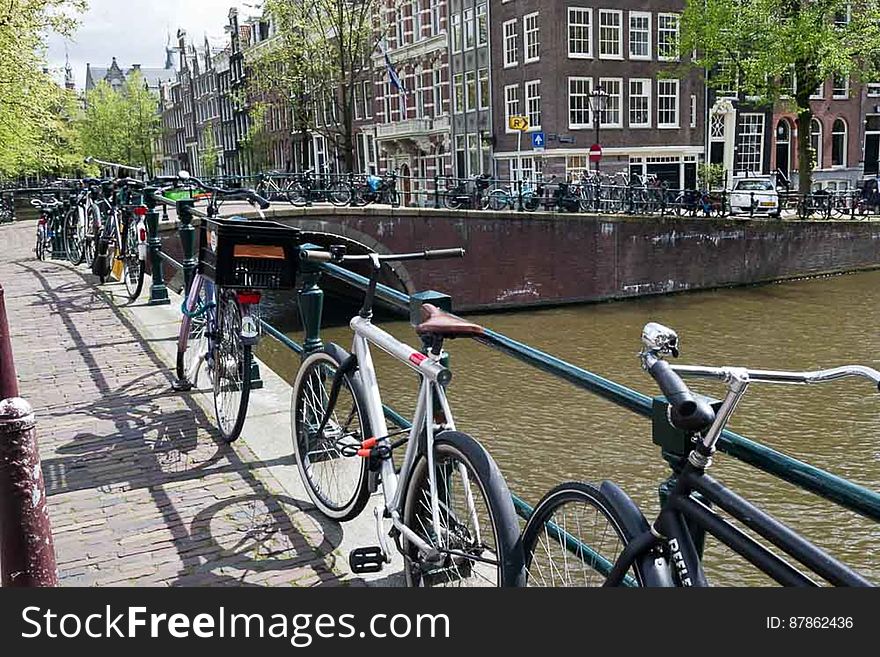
[64, 209, 84, 265]
[35, 224, 47, 261]
[122, 218, 145, 301]
[327, 181, 353, 207]
[402, 431, 525, 588]
[521, 481, 647, 587]
[488, 189, 510, 211]
[175, 279, 210, 387]
[444, 191, 462, 210]
[212, 293, 251, 443]
[288, 181, 308, 207]
[290, 347, 371, 521]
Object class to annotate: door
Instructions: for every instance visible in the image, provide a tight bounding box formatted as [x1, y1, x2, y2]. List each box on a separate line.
[775, 120, 791, 181]
[400, 163, 412, 207]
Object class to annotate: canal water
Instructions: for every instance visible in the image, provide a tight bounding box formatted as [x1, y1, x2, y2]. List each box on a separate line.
[257, 270, 880, 586]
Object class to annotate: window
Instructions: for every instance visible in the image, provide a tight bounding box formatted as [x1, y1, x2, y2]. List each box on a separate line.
[811, 119, 823, 168]
[504, 84, 520, 133]
[629, 79, 651, 128]
[478, 68, 489, 110]
[567, 156, 591, 179]
[503, 20, 518, 67]
[477, 4, 488, 47]
[455, 134, 466, 177]
[452, 14, 462, 52]
[657, 79, 679, 128]
[832, 75, 849, 98]
[832, 118, 847, 166]
[629, 12, 651, 60]
[525, 80, 541, 130]
[811, 82, 824, 100]
[690, 95, 697, 128]
[599, 10, 622, 59]
[432, 69, 443, 116]
[736, 114, 764, 174]
[464, 8, 475, 50]
[524, 13, 540, 63]
[658, 13, 680, 61]
[468, 133, 480, 175]
[599, 78, 622, 128]
[454, 73, 464, 113]
[412, 1, 422, 41]
[465, 71, 477, 111]
[568, 8, 593, 58]
[869, 83, 880, 97]
[569, 76, 593, 128]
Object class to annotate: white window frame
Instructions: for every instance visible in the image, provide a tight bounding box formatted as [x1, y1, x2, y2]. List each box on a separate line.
[657, 79, 679, 129]
[628, 78, 651, 128]
[567, 7, 593, 60]
[568, 76, 594, 129]
[657, 13, 680, 62]
[451, 13, 462, 53]
[629, 11, 652, 60]
[503, 19, 518, 68]
[811, 119, 824, 170]
[524, 12, 540, 64]
[831, 118, 848, 167]
[832, 75, 850, 99]
[598, 9, 623, 60]
[690, 94, 697, 128]
[504, 84, 520, 134]
[599, 77, 623, 128]
[736, 113, 765, 174]
[525, 79, 541, 131]
[477, 4, 488, 47]
[478, 68, 490, 110]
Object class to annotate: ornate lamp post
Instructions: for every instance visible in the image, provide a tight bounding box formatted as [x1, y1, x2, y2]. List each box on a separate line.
[588, 85, 609, 173]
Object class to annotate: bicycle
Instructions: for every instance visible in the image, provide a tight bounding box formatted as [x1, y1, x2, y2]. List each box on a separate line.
[521, 322, 875, 587]
[255, 172, 297, 205]
[288, 168, 352, 207]
[31, 196, 62, 261]
[290, 245, 524, 587]
[91, 177, 148, 301]
[349, 169, 399, 207]
[170, 173, 296, 443]
[443, 174, 492, 210]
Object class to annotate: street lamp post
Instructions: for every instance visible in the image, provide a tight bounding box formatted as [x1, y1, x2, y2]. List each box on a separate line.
[589, 85, 609, 173]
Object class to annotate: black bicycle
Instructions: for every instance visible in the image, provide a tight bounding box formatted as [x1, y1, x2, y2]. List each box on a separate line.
[521, 322, 876, 587]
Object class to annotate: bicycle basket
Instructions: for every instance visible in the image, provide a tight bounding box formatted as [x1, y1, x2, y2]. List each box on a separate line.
[198, 216, 301, 290]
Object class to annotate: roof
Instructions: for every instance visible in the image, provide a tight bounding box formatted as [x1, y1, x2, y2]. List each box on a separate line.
[85, 58, 176, 92]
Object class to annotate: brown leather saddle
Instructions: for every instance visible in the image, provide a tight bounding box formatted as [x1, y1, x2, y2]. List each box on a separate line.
[416, 304, 485, 339]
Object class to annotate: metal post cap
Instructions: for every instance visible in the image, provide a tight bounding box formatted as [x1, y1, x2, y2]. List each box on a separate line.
[0, 397, 35, 431]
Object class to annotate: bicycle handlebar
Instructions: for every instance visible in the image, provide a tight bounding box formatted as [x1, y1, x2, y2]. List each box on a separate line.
[300, 248, 466, 264]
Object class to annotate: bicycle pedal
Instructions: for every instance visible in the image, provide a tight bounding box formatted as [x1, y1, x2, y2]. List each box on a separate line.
[349, 546, 386, 574]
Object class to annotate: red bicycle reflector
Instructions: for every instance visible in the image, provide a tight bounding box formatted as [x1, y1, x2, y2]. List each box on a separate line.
[133, 206, 148, 217]
[409, 353, 427, 366]
[139, 228, 147, 242]
[237, 291, 262, 305]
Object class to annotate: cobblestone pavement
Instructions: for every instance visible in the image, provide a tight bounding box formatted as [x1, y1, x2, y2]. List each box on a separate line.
[0, 220, 346, 586]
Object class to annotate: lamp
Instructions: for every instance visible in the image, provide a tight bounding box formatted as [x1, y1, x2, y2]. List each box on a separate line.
[588, 85, 609, 172]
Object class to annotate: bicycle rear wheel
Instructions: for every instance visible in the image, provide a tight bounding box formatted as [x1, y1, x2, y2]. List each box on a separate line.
[122, 218, 145, 301]
[521, 481, 643, 587]
[402, 431, 524, 588]
[290, 348, 371, 521]
[64, 210, 85, 265]
[35, 224, 47, 261]
[327, 181, 352, 207]
[287, 181, 307, 206]
[212, 293, 251, 443]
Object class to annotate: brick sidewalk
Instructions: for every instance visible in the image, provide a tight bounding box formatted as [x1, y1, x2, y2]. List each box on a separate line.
[0, 220, 345, 586]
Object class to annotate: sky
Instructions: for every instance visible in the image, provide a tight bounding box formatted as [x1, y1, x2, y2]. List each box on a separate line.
[46, 0, 257, 88]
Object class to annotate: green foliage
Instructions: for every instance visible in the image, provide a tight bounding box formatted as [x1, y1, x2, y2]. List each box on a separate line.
[254, 0, 379, 172]
[698, 163, 726, 190]
[241, 103, 271, 173]
[680, 0, 880, 190]
[78, 72, 162, 176]
[0, 0, 87, 178]
[200, 124, 218, 177]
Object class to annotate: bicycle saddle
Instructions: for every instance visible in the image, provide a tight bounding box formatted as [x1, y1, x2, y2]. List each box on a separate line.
[416, 304, 485, 339]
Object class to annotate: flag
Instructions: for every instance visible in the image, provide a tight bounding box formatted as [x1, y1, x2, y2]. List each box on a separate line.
[380, 39, 407, 94]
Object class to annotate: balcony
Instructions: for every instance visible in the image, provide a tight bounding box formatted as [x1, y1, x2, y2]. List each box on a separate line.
[375, 116, 449, 141]
[372, 33, 447, 67]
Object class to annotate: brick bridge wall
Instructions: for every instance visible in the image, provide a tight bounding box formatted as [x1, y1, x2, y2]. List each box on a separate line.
[159, 207, 880, 312]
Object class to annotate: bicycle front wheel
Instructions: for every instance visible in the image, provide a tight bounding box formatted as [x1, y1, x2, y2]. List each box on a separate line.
[212, 294, 251, 443]
[402, 431, 524, 588]
[327, 181, 352, 207]
[176, 279, 210, 387]
[35, 224, 47, 261]
[290, 349, 371, 521]
[521, 481, 643, 587]
[64, 210, 85, 265]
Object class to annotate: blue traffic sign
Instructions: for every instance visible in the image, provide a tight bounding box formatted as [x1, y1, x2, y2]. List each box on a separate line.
[531, 132, 546, 150]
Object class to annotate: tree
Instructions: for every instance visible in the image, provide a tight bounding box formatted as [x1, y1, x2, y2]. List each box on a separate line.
[78, 72, 162, 176]
[200, 124, 219, 177]
[253, 0, 379, 173]
[0, 0, 87, 178]
[240, 102, 272, 173]
[680, 0, 880, 194]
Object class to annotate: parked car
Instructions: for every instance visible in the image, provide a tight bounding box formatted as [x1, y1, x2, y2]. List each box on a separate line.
[729, 177, 780, 218]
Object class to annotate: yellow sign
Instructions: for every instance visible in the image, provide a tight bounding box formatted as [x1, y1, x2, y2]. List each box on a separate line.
[508, 115, 530, 132]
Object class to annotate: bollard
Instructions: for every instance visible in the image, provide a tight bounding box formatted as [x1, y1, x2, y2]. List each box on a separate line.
[298, 245, 324, 356]
[0, 286, 18, 400]
[0, 397, 57, 587]
[516, 179, 524, 212]
[176, 198, 197, 295]
[144, 188, 170, 306]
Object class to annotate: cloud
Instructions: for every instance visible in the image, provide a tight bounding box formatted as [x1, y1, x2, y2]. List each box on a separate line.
[46, 0, 255, 88]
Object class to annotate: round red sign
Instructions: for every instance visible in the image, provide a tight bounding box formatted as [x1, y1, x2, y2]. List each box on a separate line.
[589, 144, 603, 163]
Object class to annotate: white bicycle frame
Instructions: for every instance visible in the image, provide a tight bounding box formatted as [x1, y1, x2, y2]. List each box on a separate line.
[346, 314, 481, 562]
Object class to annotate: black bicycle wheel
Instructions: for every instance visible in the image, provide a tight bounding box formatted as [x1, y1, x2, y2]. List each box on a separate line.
[122, 218, 145, 301]
[35, 224, 47, 261]
[444, 191, 462, 210]
[64, 209, 85, 265]
[327, 181, 352, 207]
[290, 348, 371, 521]
[287, 181, 307, 207]
[521, 481, 643, 587]
[487, 189, 510, 211]
[212, 294, 251, 443]
[402, 431, 525, 588]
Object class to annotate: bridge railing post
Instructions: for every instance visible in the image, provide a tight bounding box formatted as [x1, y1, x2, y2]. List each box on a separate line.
[298, 245, 325, 357]
[433, 175, 441, 209]
[144, 187, 170, 306]
[176, 198, 197, 295]
[516, 179, 524, 212]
